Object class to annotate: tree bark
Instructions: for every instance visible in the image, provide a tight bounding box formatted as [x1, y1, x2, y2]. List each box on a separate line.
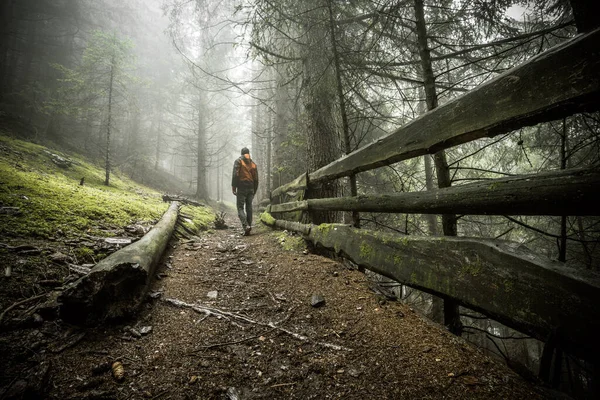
[195, 93, 208, 199]
[414, 0, 460, 333]
[59, 202, 179, 325]
[302, 0, 342, 224]
[423, 155, 438, 235]
[558, 118, 568, 262]
[267, 107, 273, 197]
[327, 0, 359, 227]
[154, 109, 162, 171]
[104, 56, 115, 186]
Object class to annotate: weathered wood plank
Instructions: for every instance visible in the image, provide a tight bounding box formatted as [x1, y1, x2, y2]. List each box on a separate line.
[276, 168, 599, 216]
[59, 202, 180, 324]
[305, 223, 600, 362]
[270, 172, 308, 200]
[271, 200, 309, 214]
[260, 212, 311, 235]
[308, 28, 600, 184]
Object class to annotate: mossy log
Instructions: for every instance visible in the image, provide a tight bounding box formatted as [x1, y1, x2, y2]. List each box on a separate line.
[309, 224, 600, 362]
[261, 212, 310, 235]
[263, 213, 600, 363]
[59, 202, 180, 324]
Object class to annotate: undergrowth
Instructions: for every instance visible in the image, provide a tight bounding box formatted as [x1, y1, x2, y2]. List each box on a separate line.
[180, 205, 215, 234]
[275, 231, 306, 251]
[0, 135, 169, 239]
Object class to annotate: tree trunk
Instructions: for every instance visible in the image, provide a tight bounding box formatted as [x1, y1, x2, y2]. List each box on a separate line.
[303, 0, 341, 224]
[327, 0, 359, 227]
[154, 109, 162, 171]
[414, 0, 461, 334]
[423, 155, 438, 234]
[251, 97, 260, 198]
[558, 118, 568, 262]
[273, 69, 288, 188]
[127, 108, 140, 160]
[195, 93, 208, 199]
[267, 107, 273, 197]
[104, 56, 115, 186]
[0, 0, 15, 101]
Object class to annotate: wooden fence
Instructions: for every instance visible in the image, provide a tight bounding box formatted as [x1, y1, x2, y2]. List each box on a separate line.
[261, 26, 600, 370]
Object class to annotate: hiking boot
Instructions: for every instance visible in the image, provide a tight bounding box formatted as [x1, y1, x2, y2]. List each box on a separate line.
[244, 226, 252, 236]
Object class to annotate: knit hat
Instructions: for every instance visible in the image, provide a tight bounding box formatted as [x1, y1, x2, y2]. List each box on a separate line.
[241, 147, 250, 155]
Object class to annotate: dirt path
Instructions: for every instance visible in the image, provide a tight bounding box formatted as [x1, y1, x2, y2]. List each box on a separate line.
[5, 215, 546, 399]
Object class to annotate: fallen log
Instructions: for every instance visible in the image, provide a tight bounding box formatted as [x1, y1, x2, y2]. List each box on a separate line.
[162, 194, 205, 207]
[59, 202, 179, 324]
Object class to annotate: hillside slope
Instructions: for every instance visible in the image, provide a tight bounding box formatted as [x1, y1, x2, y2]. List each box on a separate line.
[0, 133, 213, 316]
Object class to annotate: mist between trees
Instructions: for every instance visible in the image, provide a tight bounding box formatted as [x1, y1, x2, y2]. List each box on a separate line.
[1, 0, 598, 397]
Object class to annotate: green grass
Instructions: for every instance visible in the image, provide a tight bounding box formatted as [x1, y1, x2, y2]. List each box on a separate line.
[0, 135, 169, 239]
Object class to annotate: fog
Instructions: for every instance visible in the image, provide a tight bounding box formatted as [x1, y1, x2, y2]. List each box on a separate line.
[1, 0, 261, 201]
[1, 1, 599, 398]
[1, 0, 576, 204]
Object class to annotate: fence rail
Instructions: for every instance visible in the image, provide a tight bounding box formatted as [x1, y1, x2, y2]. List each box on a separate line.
[262, 27, 600, 366]
[308, 27, 600, 184]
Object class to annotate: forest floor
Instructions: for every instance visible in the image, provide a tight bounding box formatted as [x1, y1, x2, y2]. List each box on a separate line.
[0, 211, 551, 400]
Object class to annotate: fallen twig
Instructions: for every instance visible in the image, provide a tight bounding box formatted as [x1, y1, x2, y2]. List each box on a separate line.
[0, 293, 48, 325]
[270, 382, 297, 388]
[267, 291, 286, 303]
[164, 298, 351, 352]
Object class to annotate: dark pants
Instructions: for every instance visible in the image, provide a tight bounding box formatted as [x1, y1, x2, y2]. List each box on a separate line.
[236, 187, 254, 228]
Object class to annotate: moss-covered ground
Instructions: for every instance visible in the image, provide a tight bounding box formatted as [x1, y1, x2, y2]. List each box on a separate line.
[0, 135, 170, 239]
[0, 132, 214, 309]
[274, 230, 306, 251]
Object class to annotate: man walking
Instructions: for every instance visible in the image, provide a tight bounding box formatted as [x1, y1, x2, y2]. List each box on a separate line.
[232, 147, 259, 235]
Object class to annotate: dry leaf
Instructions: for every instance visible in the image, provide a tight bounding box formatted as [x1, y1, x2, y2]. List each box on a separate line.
[448, 372, 455, 377]
[189, 375, 198, 384]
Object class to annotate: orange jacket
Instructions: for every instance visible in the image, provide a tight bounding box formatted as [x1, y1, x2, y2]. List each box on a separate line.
[232, 154, 258, 192]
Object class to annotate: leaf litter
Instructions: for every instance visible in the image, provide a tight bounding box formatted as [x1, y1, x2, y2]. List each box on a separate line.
[0, 214, 546, 399]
